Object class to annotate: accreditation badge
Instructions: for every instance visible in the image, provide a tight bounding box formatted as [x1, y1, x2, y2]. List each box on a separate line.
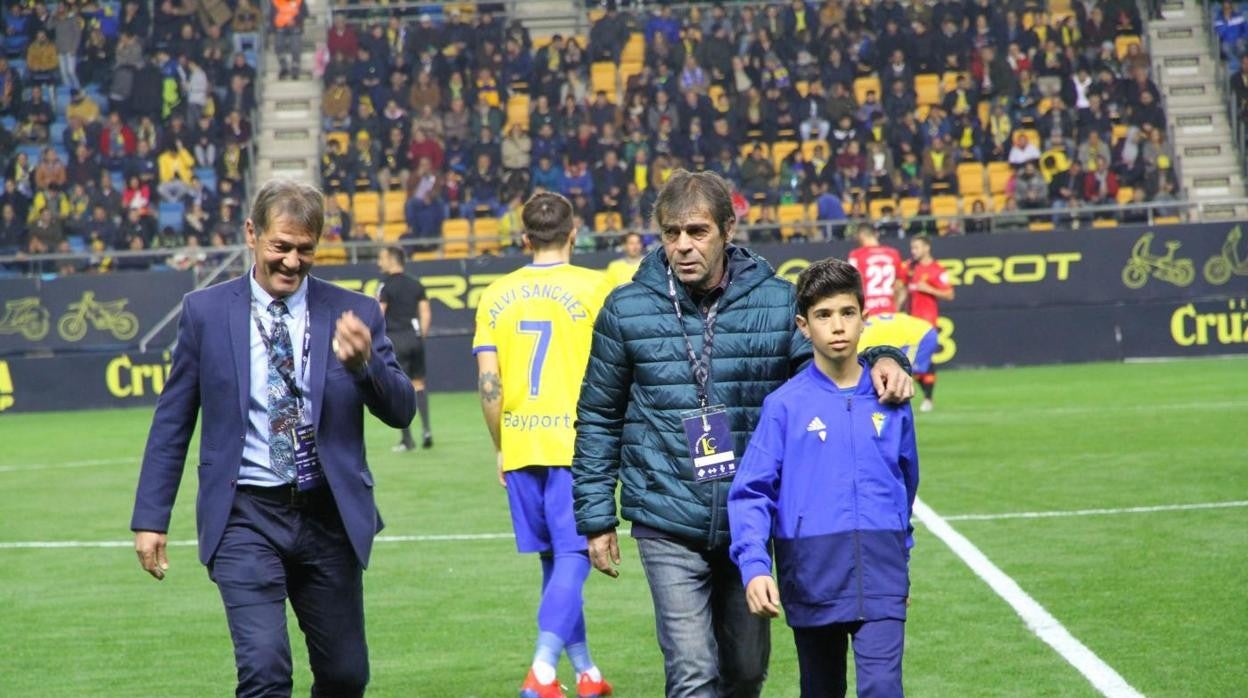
[681, 405, 737, 483]
[292, 423, 326, 491]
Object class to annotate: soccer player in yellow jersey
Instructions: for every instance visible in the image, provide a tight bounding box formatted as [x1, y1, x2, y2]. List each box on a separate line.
[473, 192, 614, 698]
[604, 231, 644, 288]
[860, 311, 939, 410]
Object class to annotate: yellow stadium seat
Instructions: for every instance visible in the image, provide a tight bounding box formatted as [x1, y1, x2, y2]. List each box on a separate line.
[744, 204, 765, 224]
[956, 162, 986, 197]
[869, 197, 898, 220]
[1115, 35, 1141, 60]
[1116, 186, 1135, 205]
[1092, 218, 1119, 228]
[992, 193, 1009, 212]
[987, 161, 1013, 194]
[622, 33, 645, 64]
[1029, 221, 1055, 232]
[532, 36, 554, 51]
[331, 192, 351, 214]
[1153, 215, 1182, 225]
[594, 212, 623, 232]
[326, 131, 350, 152]
[1037, 97, 1053, 116]
[619, 60, 644, 86]
[771, 140, 800, 169]
[977, 100, 991, 126]
[353, 191, 380, 226]
[441, 218, 470, 258]
[915, 74, 941, 107]
[930, 195, 960, 232]
[941, 72, 967, 94]
[777, 202, 808, 239]
[854, 75, 882, 105]
[315, 242, 348, 265]
[381, 222, 406, 241]
[409, 250, 439, 262]
[383, 190, 406, 223]
[1049, 0, 1073, 13]
[914, 104, 931, 122]
[801, 140, 829, 161]
[473, 217, 503, 255]
[591, 62, 618, 98]
[587, 7, 606, 23]
[899, 197, 921, 219]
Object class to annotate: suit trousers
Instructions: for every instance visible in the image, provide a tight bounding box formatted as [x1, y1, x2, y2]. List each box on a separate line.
[207, 487, 368, 698]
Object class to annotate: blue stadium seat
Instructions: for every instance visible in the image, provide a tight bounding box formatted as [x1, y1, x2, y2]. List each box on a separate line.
[110, 171, 124, 191]
[194, 167, 217, 191]
[9, 58, 26, 78]
[18, 144, 42, 165]
[51, 120, 68, 146]
[158, 201, 185, 232]
[66, 235, 87, 253]
[0, 115, 15, 131]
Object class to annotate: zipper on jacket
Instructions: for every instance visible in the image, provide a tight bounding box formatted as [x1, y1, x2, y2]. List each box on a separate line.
[795, 514, 803, 538]
[847, 395, 866, 620]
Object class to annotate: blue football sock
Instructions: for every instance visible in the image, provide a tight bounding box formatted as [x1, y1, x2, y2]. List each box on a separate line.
[536, 552, 590, 641]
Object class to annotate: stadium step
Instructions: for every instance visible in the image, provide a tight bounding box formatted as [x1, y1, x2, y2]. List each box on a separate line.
[1168, 109, 1229, 138]
[512, 0, 580, 38]
[1153, 54, 1217, 84]
[259, 127, 319, 159]
[1181, 173, 1245, 199]
[1159, 0, 1199, 21]
[263, 50, 317, 80]
[257, 158, 318, 184]
[263, 78, 320, 101]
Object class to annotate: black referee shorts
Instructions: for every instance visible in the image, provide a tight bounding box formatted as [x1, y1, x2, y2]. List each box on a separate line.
[390, 332, 425, 380]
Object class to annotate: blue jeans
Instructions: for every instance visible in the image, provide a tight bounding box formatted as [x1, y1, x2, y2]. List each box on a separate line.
[636, 537, 769, 698]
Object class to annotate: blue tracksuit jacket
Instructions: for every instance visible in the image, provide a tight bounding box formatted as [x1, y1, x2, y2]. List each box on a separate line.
[728, 359, 919, 628]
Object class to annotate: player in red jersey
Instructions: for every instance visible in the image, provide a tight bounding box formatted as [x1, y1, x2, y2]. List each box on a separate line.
[847, 223, 906, 314]
[906, 235, 954, 412]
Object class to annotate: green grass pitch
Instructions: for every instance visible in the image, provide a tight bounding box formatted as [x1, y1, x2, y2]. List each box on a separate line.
[1, 358, 1246, 696]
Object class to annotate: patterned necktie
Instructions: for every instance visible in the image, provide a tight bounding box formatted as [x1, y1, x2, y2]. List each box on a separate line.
[266, 300, 298, 482]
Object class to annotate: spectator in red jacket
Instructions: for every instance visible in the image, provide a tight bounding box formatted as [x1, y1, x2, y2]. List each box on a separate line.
[408, 127, 444, 172]
[99, 113, 137, 170]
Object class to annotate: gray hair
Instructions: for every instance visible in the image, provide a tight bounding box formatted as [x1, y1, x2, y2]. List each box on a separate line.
[651, 169, 736, 237]
[250, 179, 325, 240]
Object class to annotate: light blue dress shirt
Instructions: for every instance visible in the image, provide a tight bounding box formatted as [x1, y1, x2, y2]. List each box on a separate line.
[238, 270, 310, 487]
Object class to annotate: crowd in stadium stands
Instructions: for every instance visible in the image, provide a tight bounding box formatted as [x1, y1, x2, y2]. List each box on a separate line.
[0, 0, 270, 272]
[320, 0, 1177, 253]
[1216, 1, 1248, 140]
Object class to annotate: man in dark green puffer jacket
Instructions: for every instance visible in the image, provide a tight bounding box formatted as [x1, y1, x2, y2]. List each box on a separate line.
[572, 170, 912, 697]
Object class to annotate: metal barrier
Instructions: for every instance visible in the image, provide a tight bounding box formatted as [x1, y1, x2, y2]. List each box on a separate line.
[3, 196, 1245, 275]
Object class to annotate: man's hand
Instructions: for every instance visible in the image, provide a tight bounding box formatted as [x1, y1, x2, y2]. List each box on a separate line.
[135, 531, 169, 581]
[871, 357, 914, 405]
[587, 530, 621, 578]
[496, 451, 506, 488]
[333, 310, 373, 372]
[745, 575, 781, 618]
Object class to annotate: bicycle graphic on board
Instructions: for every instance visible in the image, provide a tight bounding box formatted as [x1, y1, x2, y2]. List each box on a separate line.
[57, 291, 140, 341]
[0, 297, 51, 341]
[1121, 233, 1195, 289]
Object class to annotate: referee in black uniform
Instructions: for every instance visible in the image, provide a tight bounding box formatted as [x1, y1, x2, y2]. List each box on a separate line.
[377, 246, 433, 450]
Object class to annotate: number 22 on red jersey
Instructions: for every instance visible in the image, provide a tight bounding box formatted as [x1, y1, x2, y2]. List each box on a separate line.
[848, 246, 905, 314]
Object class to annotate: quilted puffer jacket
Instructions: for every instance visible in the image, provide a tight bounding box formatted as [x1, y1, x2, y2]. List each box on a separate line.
[572, 245, 907, 549]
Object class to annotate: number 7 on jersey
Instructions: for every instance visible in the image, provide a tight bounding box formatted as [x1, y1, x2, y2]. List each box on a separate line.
[517, 320, 553, 398]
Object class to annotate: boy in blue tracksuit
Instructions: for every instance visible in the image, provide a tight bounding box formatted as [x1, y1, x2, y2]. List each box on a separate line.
[729, 258, 920, 697]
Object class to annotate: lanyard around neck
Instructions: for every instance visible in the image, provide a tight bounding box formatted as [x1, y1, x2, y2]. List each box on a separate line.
[667, 265, 722, 408]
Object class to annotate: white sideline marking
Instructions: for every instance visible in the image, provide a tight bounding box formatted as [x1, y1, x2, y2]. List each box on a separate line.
[0, 458, 135, 473]
[914, 498, 1145, 698]
[944, 500, 1248, 522]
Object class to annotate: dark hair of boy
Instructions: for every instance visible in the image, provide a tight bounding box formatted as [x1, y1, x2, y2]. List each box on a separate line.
[796, 257, 865, 317]
[521, 191, 574, 249]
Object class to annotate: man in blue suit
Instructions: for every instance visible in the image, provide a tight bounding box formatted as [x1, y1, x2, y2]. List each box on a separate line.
[131, 179, 416, 697]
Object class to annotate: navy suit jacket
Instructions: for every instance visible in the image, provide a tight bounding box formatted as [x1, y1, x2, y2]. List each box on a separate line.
[131, 275, 416, 568]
